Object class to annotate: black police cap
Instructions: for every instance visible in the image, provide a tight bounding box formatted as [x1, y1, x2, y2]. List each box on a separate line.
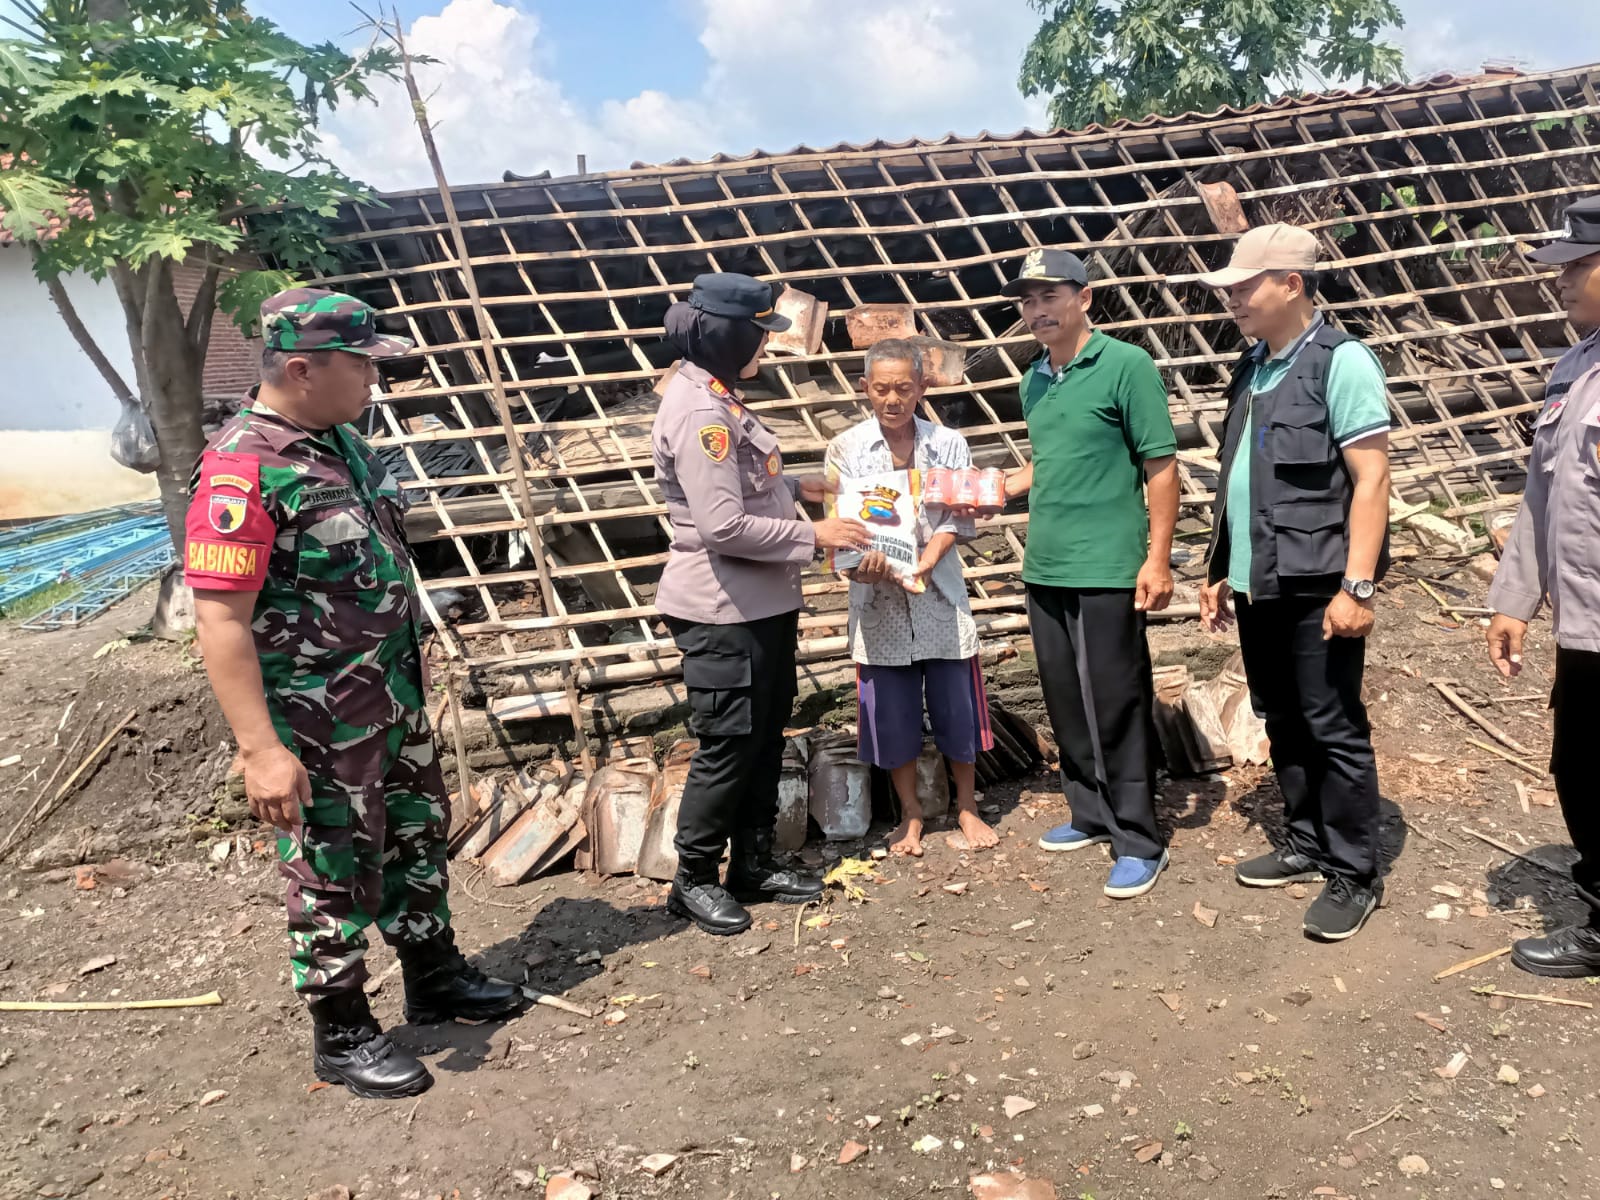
[1001, 248, 1090, 297]
[688, 273, 792, 332]
[1527, 196, 1600, 265]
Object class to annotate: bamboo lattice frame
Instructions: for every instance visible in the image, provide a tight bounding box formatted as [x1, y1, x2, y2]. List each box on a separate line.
[265, 65, 1600, 695]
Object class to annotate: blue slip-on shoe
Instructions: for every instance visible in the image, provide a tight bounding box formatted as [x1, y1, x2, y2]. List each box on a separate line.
[1038, 823, 1112, 853]
[1104, 849, 1169, 899]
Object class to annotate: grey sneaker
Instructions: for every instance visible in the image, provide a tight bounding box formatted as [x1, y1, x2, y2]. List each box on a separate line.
[1235, 849, 1323, 888]
[1302, 876, 1381, 942]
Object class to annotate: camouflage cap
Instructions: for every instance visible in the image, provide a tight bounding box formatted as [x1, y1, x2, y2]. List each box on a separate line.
[260, 287, 413, 358]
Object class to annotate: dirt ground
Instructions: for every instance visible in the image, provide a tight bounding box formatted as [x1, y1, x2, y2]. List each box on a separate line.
[2, 562, 1598, 1200]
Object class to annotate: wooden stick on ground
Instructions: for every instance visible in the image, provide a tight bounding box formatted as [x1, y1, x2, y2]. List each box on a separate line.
[1465, 737, 1545, 778]
[0, 991, 222, 1013]
[0, 709, 136, 863]
[1477, 989, 1593, 1010]
[1430, 679, 1533, 757]
[1346, 1102, 1406, 1141]
[1416, 578, 1465, 622]
[1432, 945, 1511, 981]
[1459, 826, 1570, 880]
[523, 991, 596, 1019]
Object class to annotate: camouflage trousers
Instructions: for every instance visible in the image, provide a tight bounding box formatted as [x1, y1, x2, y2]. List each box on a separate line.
[276, 705, 452, 999]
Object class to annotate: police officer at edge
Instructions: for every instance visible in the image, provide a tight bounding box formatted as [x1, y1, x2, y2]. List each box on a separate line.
[1486, 196, 1600, 977]
[652, 274, 872, 935]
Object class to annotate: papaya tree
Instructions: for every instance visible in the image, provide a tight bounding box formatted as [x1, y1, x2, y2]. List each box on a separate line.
[0, 0, 400, 550]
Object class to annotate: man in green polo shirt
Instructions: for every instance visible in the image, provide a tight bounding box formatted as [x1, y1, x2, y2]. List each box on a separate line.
[1002, 248, 1180, 899]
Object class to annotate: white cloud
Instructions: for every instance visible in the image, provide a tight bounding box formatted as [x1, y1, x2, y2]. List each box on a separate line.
[320, 0, 638, 191]
[693, 0, 1049, 149]
[319, 0, 1051, 191]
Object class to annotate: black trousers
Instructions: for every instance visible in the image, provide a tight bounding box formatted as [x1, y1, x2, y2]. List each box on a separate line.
[1551, 647, 1600, 919]
[1026, 585, 1162, 860]
[1235, 594, 1380, 885]
[666, 609, 799, 872]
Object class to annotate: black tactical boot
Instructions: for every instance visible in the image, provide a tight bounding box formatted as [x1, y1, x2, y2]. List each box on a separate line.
[398, 929, 528, 1025]
[309, 991, 432, 1100]
[1511, 922, 1600, 978]
[726, 828, 824, 905]
[667, 862, 752, 935]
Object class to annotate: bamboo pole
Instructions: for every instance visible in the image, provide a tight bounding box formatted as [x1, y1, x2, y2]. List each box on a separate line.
[381, 8, 592, 772]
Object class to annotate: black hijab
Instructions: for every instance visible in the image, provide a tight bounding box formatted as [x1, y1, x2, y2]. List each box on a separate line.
[664, 301, 765, 389]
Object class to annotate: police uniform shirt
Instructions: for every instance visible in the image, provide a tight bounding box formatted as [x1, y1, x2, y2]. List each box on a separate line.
[652, 362, 815, 624]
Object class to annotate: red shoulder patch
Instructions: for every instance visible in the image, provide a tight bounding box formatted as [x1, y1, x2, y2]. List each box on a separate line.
[184, 451, 272, 591]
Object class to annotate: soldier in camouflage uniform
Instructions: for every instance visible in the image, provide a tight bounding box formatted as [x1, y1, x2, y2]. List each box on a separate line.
[186, 288, 524, 1099]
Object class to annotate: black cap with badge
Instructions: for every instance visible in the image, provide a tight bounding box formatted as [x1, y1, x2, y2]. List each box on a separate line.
[1001, 247, 1090, 296]
[1527, 196, 1600, 265]
[688, 272, 792, 332]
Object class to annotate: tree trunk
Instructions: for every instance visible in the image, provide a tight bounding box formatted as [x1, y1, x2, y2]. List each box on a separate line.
[128, 259, 208, 554]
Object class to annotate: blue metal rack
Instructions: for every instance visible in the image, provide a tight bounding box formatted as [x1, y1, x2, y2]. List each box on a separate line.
[0, 502, 173, 622]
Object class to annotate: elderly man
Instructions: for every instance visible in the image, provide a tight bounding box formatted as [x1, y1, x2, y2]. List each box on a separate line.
[825, 338, 997, 857]
[1486, 196, 1600, 977]
[1002, 249, 1180, 900]
[187, 288, 524, 1099]
[1195, 224, 1392, 943]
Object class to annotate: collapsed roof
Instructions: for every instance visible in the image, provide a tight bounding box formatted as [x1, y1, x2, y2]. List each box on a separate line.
[273, 63, 1600, 707]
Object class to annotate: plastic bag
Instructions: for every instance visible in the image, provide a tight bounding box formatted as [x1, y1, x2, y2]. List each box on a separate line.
[110, 399, 159, 473]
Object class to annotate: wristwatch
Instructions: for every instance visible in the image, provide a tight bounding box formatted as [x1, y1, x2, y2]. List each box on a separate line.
[1341, 577, 1376, 601]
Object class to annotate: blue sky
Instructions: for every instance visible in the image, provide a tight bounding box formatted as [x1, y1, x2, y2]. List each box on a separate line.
[5, 1, 1597, 191]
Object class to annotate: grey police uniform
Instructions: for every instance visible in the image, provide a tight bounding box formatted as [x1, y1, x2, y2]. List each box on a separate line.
[650, 280, 825, 922]
[1488, 326, 1600, 914]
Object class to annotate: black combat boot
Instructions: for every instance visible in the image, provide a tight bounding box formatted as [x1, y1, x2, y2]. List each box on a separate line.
[398, 928, 528, 1025]
[667, 861, 752, 935]
[726, 827, 824, 905]
[309, 991, 432, 1100]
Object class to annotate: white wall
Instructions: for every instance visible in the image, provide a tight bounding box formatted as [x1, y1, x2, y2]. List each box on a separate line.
[0, 245, 138, 433]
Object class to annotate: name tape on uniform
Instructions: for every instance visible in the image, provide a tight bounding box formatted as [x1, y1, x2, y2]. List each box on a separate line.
[302, 485, 354, 510]
[187, 539, 260, 578]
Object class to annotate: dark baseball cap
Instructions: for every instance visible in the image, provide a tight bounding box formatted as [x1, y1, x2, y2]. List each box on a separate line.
[1526, 196, 1600, 265]
[688, 273, 792, 332]
[1001, 248, 1090, 297]
[260, 287, 413, 357]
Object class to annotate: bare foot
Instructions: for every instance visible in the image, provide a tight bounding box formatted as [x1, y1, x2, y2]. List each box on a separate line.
[957, 808, 999, 850]
[887, 818, 924, 857]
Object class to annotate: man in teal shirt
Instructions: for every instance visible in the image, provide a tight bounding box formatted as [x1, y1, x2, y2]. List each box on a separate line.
[1003, 248, 1180, 899]
[1196, 224, 1392, 943]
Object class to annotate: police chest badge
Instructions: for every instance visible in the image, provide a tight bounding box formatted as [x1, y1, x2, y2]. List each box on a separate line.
[699, 425, 732, 462]
[208, 492, 248, 534]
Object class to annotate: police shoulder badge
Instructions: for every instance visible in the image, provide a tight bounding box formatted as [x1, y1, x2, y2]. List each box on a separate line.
[698, 425, 732, 462]
[708, 378, 731, 399]
[765, 451, 781, 477]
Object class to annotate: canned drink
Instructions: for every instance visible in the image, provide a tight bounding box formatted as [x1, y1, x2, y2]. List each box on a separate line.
[951, 467, 980, 509]
[922, 466, 954, 507]
[975, 467, 1006, 512]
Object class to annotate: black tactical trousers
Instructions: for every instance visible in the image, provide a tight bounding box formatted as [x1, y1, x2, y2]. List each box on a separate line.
[666, 609, 800, 871]
[1236, 594, 1381, 886]
[1551, 648, 1600, 920]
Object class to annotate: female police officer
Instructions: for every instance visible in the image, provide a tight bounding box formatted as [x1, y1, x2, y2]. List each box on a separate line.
[653, 273, 870, 935]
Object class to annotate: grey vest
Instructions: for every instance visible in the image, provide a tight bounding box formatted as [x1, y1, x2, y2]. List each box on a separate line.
[1204, 324, 1390, 600]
